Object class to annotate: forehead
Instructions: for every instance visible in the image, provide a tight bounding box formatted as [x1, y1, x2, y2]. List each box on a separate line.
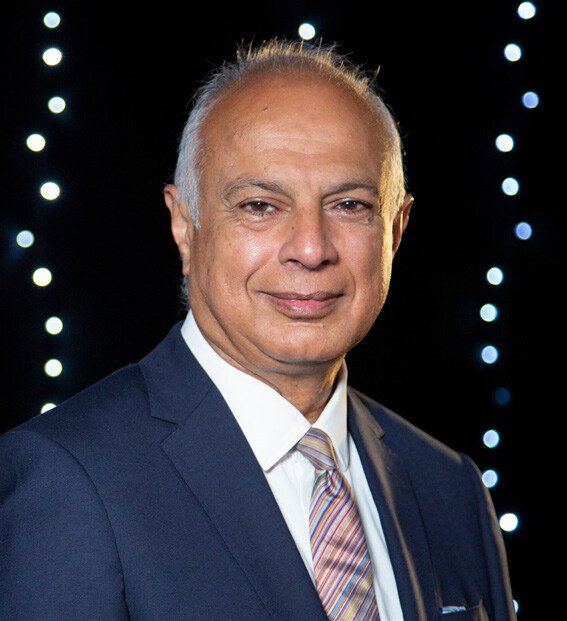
[201, 71, 387, 170]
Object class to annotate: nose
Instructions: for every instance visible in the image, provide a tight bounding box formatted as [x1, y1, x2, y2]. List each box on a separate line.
[278, 208, 339, 270]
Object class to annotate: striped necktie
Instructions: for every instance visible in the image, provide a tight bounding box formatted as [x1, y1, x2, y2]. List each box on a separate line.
[297, 427, 380, 621]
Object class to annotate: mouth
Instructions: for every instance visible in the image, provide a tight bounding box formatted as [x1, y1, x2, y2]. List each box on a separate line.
[263, 291, 343, 318]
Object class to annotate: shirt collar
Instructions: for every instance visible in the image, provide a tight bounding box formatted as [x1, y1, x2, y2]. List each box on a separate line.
[180, 311, 350, 472]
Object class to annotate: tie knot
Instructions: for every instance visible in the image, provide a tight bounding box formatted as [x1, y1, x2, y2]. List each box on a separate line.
[297, 428, 338, 472]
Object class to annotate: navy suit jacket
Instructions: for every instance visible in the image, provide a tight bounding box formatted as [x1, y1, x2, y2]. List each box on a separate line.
[0, 323, 516, 620]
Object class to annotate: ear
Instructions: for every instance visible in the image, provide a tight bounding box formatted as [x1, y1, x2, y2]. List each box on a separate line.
[392, 193, 414, 254]
[163, 184, 194, 278]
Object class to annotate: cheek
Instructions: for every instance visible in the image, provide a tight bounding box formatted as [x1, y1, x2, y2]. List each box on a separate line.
[198, 229, 273, 297]
[350, 235, 394, 305]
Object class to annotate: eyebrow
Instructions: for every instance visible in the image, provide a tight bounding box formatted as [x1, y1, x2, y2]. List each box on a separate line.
[326, 180, 379, 197]
[223, 178, 287, 199]
[222, 177, 380, 200]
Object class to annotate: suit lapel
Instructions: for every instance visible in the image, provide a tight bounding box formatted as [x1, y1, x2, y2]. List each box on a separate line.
[140, 325, 327, 620]
[348, 390, 438, 620]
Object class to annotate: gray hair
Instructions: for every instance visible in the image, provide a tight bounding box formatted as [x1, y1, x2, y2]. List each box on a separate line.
[173, 38, 407, 227]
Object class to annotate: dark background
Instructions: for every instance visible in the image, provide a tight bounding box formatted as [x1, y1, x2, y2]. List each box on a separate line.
[2, 1, 559, 617]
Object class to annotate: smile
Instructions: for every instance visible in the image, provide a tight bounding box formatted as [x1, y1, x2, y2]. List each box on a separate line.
[264, 291, 342, 318]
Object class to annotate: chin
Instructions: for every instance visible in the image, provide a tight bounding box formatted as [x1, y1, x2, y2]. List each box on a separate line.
[266, 339, 350, 368]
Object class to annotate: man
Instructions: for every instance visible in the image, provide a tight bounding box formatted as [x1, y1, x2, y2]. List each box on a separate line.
[1, 40, 515, 620]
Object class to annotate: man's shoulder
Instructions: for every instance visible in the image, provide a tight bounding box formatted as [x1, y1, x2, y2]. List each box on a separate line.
[1, 322, 188, 450]
[3, 363, 149, 448]
[349, 387, 488, 519]
[349, 387, 473, 472]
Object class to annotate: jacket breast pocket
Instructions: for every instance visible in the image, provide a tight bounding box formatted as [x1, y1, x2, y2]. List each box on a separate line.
[438, 600, 489, 620]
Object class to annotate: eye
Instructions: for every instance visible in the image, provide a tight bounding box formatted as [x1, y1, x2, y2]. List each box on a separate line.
[335, 199, 371, 213]
[240, 200, 276, 217]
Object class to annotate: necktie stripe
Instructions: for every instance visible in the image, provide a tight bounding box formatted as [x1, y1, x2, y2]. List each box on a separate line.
[318, 535, 367, 596]
[297, 428, 380, 620]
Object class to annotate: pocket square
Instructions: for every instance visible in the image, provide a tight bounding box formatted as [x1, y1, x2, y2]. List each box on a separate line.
[440, 606, 467, 614]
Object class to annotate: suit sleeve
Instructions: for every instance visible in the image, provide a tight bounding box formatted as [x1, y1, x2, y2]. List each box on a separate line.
[460, 452, 517, 621]
[0, 429, 129, 621]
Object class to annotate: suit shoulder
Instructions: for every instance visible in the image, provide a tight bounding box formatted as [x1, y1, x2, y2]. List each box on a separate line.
[4, 363, 148, 446]
[349, 388, 492, 529]
[349, 387, 468, 470]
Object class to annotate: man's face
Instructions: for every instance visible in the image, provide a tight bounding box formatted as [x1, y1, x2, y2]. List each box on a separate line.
[167, 72, 410, 379]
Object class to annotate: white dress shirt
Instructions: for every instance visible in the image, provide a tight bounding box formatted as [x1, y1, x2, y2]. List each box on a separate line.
[181, 311, 404, 621]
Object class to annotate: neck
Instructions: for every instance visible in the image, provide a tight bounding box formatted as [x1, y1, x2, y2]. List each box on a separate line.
[268, 362, 343, 424]
[207, 338, 343, 424]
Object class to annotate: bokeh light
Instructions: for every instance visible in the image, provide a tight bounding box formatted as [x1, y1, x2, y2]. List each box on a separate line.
[48, 96, 66, 113]
[499, 513, 519, 532]
[40, 181, 60, 200]
[26, 133, 46, 152]
[298, 23, 316, 40]
[486, 267, 504, 286]
[495, 134, 514, 152]
[482, 470, 498, 488]
[32, 267, 52, 287]
[502, 177, 519, 196]
[514, 222, 532, 240]
[483, 429, 500, 448]
[504, 43, 522, 62]
[517, 2, 536, 19]
[494, 387, 511, 405]
[45, 316, 64, 335]
[16, 230, 35, 248]
[480, 304, 499, 322]
[481, 345, 499, 364]
[43, 12, 61, 28]
[42, 47, 63, 66]
[44, 358, 63, 377]
[522, 91, 539, 108]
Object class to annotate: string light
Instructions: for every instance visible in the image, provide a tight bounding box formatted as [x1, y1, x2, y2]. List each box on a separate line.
[298, 23, 316, 40]
[481, 345, 499, 364]
[32, 267, 52, 287]
[478, 16, 539, 599]
[42, 47, 62, 66]
[40, 181, 61, 200]
[26, 133, 46, 152]
[45, 316, 64, 335]
[499, 513, 519, 532]
[482, 469, 499, 488]
[44, 358, 63, 377]
[486, 267, 504, 285]
[494, 387, 511, 405]
[16, 230, 35, 248]
[522, 91, 539, 108]
[514, 222, 532, 239]
[43, 12, 61, 28]
[480, 304, 499, 322]
[501, 177, 519, 196]
[517, 2, 536, 19]
[30, 12, 69, 425]
[503, 43, 522, 62]
[495, 134, 514, 152]
[483, 429, 500, 448]
[48, 96, 66, 113]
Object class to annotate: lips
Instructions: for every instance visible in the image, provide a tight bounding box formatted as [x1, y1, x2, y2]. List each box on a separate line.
[271, 291, 338, 301]
[264, 291, 342, 317]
